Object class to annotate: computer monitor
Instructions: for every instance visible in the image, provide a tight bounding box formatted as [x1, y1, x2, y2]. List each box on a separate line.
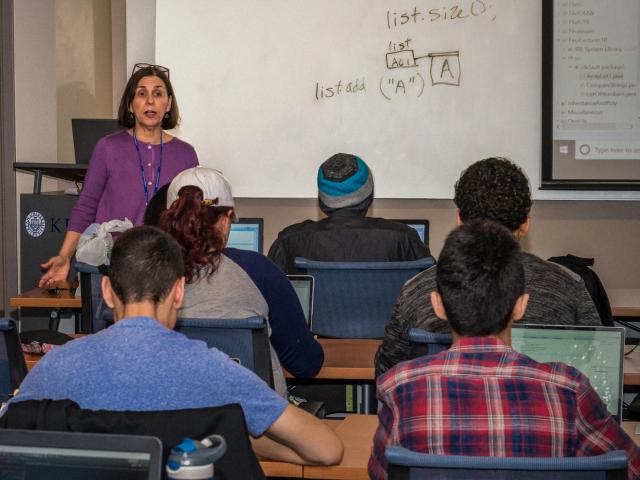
[512, 324, 625, 422]
[0, 429, 163, 480]
[72, 119, 121, 164]
[227, 218, 264, 253]
[393, 219, 430, 246]
[288, 275, 314, 328]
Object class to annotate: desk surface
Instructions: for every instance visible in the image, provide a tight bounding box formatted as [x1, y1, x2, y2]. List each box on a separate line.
[10, 287, 81, 309]
[614, 307, 640, 318]
[624, 350, 640, 386]
[285, 338, 379, 380]
[311, 338, 379, 380]
[304, 415, 375, 480]
[260, 415, 376, 479]
[262, 416, 640, 479]
[24, 335, 640, 385]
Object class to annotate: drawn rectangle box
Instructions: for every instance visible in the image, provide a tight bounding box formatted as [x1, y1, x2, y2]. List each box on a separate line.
[386, 50, 416, 69]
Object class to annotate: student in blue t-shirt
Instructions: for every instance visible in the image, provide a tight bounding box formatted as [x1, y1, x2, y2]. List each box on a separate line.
[11, 226, 343, 466]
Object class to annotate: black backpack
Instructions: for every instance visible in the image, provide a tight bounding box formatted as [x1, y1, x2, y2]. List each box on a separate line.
[548, 254, 613, 326]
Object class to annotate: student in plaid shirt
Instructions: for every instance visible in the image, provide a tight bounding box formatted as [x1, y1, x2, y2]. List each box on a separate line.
[369, 221, 640, 480]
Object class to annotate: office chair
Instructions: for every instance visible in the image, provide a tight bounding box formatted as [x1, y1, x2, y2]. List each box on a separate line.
[408, 328, 452, 358]
[73, 261, 111, 333]
[0, 399, 265, 480]
[386, 446, 628, 480]
[294, 257, 435, 338]
[0, 319, 28, 402]
[175, 317, 273, 388]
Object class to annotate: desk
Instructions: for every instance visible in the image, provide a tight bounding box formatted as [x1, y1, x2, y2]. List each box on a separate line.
[11, 287, 82, 332]
[614, 307, 640, 318]
[259, 459, 303, 478]
[14, 162, 87, 194]
[259, 415, 376, 479]
[264, 417, 639, 480]
[304, 415, 375, 480]
[285, 338, 380, 380]
[624, 351, 640, 386]
[10, 288, 81, 310]
[23, 335, 640, 387]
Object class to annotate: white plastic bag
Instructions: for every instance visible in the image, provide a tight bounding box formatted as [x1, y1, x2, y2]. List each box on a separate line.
[76, 218, 133, 266]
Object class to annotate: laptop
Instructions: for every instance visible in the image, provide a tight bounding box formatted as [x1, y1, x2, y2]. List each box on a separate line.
[393, 219, 430, 246]
[512, 324, 625, 423]
[0, 429, 163, 479]
[72, 119, 121, 164]
[227, 218, 264, 253]
[288, 275, 314, 328]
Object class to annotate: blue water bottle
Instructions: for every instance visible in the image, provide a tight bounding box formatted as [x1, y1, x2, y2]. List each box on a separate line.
[166, 435, 227, 480]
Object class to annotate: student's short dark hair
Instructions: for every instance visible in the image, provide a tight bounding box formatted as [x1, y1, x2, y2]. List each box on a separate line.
[436, 220, 525, 337]
[107, 226, 184, 305]
[117, 66, 179, 129]
[454, 157, 532, 231]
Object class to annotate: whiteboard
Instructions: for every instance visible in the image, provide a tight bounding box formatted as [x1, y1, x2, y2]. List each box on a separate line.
[155, 0, 640, 200]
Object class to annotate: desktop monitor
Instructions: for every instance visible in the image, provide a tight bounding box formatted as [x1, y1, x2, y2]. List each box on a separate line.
[0, 429, 163, 480]
[393, 219, 430, 246]
[512, 324, 625, 422]
[227, 218, 264, 253]
[72, 119, 121, 165]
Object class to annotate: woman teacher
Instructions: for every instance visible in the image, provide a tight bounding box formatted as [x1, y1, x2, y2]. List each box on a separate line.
[39, 63, 198, 286]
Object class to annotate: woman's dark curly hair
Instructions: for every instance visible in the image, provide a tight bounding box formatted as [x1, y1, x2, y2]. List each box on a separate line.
[454, 157, 532, 232]
[159, 186, 233, 283]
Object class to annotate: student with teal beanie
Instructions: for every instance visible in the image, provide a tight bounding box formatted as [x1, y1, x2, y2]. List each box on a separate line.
[268, 153, 431, 274]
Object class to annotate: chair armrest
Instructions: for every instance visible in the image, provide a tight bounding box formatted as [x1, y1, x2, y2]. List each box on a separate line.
[385, 446, 628, 470]
[0, 318, 16, 332]
[176, 317, 266, 330]
[408, 328, 452, 345]
[294, 257, 435, 270]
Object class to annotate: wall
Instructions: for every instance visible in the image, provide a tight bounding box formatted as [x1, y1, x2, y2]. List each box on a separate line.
[13, 0, 60, 294]
[9, 0, 639, 310]
[11, 0, 115, 311]
[56, 0, 114, 164]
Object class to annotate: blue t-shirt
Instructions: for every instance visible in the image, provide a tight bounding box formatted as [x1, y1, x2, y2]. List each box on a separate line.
[11, 317, 288, 436]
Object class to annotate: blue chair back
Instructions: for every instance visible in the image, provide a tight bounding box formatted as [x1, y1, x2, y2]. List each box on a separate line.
[0, 319, 28, 402]
[175, 317, 273, 388]
[408, 328, 452, 358]
[386, 446, 628, 480]
[294, 257, 435, 338]
[74, 261, 111, 333]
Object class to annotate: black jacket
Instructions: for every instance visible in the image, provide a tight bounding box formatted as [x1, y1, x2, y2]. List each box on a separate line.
[0, 399, 265, 480]
[268, 210, 431, 274]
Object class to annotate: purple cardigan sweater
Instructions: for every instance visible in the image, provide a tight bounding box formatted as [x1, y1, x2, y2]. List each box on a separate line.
[69, 130, 199, 233]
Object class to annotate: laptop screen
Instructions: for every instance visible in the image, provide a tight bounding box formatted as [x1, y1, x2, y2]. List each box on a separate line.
[393, 219, 430, 245]
[288, 275, 314, 328]
[0, 430, 162, 480]
[227, 218, 263, 253]
[512, 324, 625, 422]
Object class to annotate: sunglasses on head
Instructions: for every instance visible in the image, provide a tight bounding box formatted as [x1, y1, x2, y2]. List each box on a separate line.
[131, 63, 170, 79]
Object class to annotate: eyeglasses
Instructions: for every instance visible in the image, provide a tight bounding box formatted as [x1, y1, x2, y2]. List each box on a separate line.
[132, 63, 170, 79]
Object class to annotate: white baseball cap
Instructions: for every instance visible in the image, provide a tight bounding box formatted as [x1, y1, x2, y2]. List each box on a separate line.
[166, 167, 237, 220]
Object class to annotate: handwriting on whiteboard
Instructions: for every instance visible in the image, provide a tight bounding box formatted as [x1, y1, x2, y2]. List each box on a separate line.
[386, 1, 496, 29]
[313, 1, 498, 102]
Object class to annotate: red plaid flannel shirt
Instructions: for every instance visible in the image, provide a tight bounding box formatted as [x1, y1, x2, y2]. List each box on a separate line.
[369, 337, 640, 480]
